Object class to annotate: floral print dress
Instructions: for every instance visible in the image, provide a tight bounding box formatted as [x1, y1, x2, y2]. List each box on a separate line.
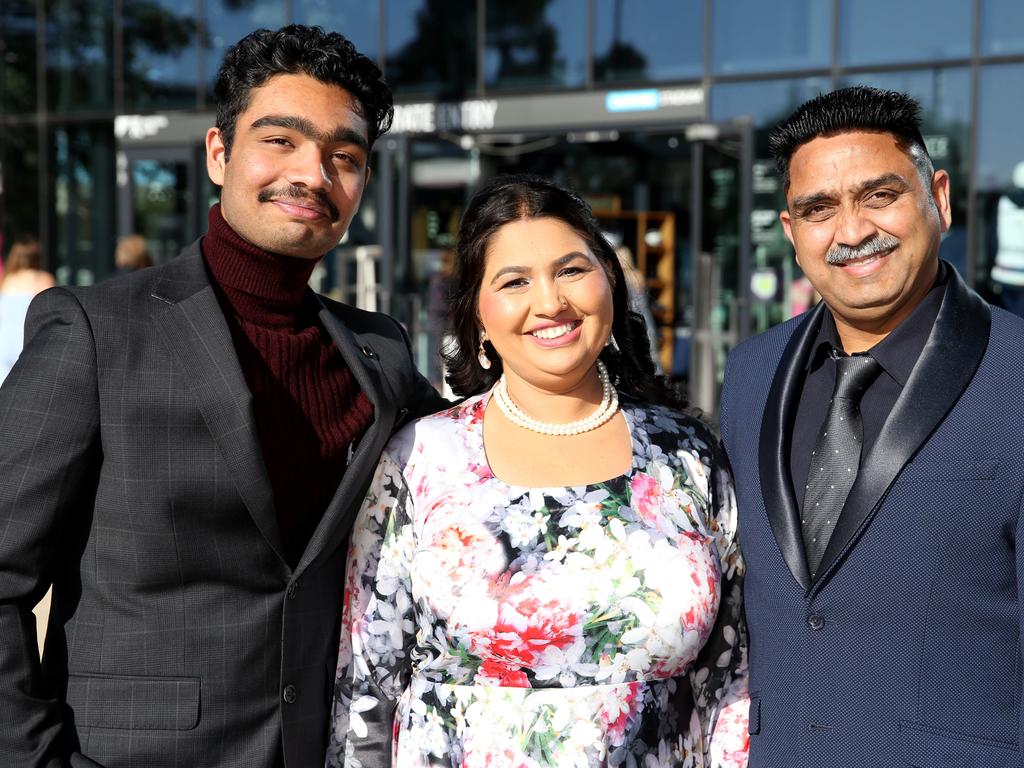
[327, 392, 749, 768]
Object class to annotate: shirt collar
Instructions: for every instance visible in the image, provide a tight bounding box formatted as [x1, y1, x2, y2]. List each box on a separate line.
[805, 261, 949, 386]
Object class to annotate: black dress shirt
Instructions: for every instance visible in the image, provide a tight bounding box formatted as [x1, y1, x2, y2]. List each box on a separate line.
[789, 264, 949, 513]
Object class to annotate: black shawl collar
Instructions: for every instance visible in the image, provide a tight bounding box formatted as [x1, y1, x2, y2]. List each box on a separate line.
[758, 264, 991, 593]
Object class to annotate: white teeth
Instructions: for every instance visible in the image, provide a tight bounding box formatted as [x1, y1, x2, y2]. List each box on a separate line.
[531, 321, 578, 340]
[845, 254, 880, 266]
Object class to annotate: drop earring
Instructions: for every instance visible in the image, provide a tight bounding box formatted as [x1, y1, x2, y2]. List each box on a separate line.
[605, 332, 620, 352]
[478, 333, 492, 370]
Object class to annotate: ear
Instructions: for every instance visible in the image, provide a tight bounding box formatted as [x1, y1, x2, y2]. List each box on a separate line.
[779, 208, 804, 271]
[205, 127, 227, 186]
[364, 165, 372, 186]
[930, 169, 952, 233]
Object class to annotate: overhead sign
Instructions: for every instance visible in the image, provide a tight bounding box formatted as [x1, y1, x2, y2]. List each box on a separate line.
[115, 85, 707, 146]
[390, 86, 706, 135]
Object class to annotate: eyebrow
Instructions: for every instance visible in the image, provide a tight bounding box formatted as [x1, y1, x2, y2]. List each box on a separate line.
[487, 251, 590, 285]
[249, 115, 369, 153]
[791, 172, 911, 213]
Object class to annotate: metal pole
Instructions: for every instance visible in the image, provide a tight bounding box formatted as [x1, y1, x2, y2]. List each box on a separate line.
[689, 139, 705, 409]
[376, 138, 395, 314]
[737, 117, 754, 341]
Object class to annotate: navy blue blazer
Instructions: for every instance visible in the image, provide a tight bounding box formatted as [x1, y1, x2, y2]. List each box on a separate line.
[719, 264, 1024, 768]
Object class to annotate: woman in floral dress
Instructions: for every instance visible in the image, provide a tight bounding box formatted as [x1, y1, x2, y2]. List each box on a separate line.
[327, 175, 748, 768]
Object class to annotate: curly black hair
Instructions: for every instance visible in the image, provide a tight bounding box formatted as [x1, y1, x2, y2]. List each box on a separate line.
[213, 25, 393, 159]
[443, 174, 685, 410]
[769, 85, 932, 191]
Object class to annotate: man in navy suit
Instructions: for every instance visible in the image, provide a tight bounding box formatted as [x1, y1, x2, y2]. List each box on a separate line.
[720, 85, 1024, 767]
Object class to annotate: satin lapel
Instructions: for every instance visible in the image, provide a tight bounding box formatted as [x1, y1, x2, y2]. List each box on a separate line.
[296, 304, 393, 573]
[813, 270, 992, 588]
[759, 303, 827, 593]
[151, 248, 284, 563]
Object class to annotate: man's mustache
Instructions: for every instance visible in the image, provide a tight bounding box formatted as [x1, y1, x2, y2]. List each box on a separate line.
[826, 235, 900, 265]
[258, 185, 339, 222]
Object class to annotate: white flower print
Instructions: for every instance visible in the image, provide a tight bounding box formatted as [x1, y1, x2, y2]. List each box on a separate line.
[326, 395, 749, 768]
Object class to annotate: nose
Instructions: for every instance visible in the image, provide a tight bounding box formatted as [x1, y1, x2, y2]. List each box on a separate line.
[286, 145, 332, 190]
[534, 277, 566, 316]
[833, 203, 877, 248]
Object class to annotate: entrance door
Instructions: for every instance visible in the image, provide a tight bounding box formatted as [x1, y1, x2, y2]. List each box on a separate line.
[117, 146, 205, 265]
[686, 121, 755, 416]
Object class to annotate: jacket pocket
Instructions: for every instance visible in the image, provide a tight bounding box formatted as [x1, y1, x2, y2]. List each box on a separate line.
[68, 673, 200, 731]
[900, 720, 1019, 767]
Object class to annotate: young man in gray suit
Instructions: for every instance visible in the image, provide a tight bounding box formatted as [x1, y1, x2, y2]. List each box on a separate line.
[0, 25, 444, 768]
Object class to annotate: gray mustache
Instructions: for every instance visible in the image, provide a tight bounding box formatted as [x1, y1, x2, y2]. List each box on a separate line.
[826, 235, 900, 265]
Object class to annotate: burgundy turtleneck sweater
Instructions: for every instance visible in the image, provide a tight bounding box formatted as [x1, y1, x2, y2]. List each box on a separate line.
[202, 204, 374, 565]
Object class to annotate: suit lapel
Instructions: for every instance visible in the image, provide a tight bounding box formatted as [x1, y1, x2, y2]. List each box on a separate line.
[296, 303, 395, 573]
[151, 245, 285, 563]
[759, 302, 828, 593]
[813, 269, 992, 587]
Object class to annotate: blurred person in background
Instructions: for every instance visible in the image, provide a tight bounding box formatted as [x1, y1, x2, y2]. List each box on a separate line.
[0, 236, 55, 382]
[113, 233, 154, 274]
[615, 243, 663, 372]
[327, 175, 748, 768]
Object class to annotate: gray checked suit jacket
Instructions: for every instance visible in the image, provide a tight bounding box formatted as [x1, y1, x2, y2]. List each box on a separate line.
[0, 241, 444, 768]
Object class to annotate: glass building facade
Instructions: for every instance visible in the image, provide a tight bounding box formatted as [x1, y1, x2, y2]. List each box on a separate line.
[2, 0, 1023, 410]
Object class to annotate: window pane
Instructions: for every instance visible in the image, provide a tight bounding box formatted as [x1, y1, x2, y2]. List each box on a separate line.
[203, 1, 287, 103]
[386, 0, 476, 98]
[975, 64, 1024, 317]
[594, 0, 702, 83]
[839, 0, 971, 67]
[46, 0, 114, 112]
[840, 69, 971, 276]
[711, 77, 829, 127]
[712, 78, 830, 329]
[712, 0, 831, 75]
[50, 123, 116, 285]
[0, 1, 37, 114]
[485, 0, 587, 90]
[0, 126, 41, 246]
[981, 0, 1024, 55]
[124, 0, 199, 111]
[293, 0, 378, 61]
[128, 157, 193, 265]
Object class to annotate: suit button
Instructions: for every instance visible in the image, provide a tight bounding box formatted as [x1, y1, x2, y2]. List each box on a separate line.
[287, 582, 298, 599]
[360, 345, 376, 359]
[807, 614, 825, 630]
[282, 684, 297, 704]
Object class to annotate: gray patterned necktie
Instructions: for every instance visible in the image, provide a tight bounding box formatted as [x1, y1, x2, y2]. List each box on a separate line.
[801, 353, 883, 578]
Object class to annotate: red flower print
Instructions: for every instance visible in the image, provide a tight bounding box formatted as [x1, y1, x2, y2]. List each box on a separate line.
[476, 659, 531, 688]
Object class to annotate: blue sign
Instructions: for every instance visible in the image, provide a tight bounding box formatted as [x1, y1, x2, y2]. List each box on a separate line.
[605, 89, 660, 113]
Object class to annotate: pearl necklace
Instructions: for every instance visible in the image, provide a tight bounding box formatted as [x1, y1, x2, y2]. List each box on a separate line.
[492, 360, 619, 436]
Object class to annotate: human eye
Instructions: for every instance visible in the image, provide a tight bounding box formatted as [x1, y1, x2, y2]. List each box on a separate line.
[499, 276, 528, 290]
[864, 189, 898, 207]
[801, 203, 833, 222]
[263, 136, 293, 149]
[330, 149, 362, 168]
[557, 264, 589, 279]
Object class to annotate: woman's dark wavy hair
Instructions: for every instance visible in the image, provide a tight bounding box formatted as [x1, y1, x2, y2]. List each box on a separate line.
[213, 25, 393, 159]
[443, 174, 685, 410]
